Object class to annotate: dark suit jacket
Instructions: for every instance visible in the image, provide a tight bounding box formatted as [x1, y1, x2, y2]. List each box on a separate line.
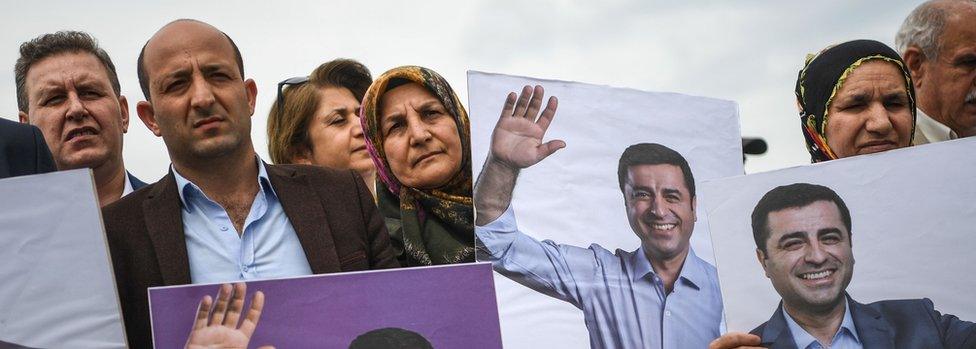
[102, 164, 400, 348]
[751, 296, 976, 348]
[0, 118, 55, 179]
[127, 171, 148, 190]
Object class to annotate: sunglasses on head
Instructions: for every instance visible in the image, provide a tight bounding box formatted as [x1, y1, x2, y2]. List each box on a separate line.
[276, 76, 310, 116]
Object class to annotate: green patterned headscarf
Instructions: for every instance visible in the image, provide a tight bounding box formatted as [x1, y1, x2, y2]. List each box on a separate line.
[360, 66, 473, 266]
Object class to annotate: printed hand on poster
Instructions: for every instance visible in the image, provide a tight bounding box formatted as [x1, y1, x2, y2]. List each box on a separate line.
[490, 85, 564, 170]
[476, 85, 563, 225]
[185, 283, 273, 349]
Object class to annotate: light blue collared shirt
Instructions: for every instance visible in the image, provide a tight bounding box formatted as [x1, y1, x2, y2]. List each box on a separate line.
[173, 159, 312, 284]
[783, 299, 862, 349]
[476, 205, 724, 349]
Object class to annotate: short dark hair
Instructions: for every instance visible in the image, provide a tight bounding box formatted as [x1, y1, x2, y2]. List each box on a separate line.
[348, 327, 432, 349]
[136, 19, 244, 100]
[617, 143, 695, 197]
[15, 31, 122, 113]
[751, 183, 852, 255]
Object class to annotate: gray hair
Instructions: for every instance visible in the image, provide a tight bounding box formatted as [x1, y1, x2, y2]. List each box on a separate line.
[896, 0, 976, 59]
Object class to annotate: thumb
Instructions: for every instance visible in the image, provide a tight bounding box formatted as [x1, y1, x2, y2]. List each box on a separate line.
[537, 140, 566, 160]
[257, 346, 275, 349]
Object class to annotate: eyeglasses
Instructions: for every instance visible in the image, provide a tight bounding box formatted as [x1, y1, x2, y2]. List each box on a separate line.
[276, 76, 310, 116]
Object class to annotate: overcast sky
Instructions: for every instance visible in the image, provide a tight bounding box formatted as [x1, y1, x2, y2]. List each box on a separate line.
[0, 0, 922, 181]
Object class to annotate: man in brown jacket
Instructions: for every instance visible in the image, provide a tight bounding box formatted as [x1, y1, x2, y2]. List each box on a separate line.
[102, 19, 398, 348]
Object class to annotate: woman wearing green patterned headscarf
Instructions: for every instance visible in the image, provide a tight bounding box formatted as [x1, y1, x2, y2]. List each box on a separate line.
[360, 66, 474, 266]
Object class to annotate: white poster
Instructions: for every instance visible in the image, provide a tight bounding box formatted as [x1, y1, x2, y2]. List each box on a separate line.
[702, 138, 976, 334]
[0, 169, 126, 348]
[468, 71, 743, 348]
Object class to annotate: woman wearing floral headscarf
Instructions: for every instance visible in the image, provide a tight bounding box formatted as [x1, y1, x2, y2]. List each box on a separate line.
[360, 66, 473, 266]
[795, 39, 917, 162]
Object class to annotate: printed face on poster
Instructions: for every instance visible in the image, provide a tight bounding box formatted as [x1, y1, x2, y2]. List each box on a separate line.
[702, 138, 976, 335]
[149, 263, 502, 348]
[0, 169, 126, 348]
[468, 71, 744, 348]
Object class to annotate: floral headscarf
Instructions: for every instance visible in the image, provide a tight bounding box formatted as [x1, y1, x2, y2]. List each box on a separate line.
[360, 66, 473, 266]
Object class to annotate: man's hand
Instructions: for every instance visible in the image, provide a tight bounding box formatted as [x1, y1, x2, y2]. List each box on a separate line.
[185, 283, 274, 349]
[475, 85, 564, 225]
[490, 85, 565, 170]
[708, 332, 764, 349]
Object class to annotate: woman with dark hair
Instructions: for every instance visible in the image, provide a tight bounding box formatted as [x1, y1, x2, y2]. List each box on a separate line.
[360, 66, 473, 266]
[267, 58, 376, 194]
[795, 39, 917, 162]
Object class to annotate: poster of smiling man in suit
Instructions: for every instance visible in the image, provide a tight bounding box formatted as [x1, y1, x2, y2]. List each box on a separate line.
[703, 139, 976, 349]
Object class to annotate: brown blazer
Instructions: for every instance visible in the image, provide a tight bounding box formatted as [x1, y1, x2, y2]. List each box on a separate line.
[102, 164, 399, 348]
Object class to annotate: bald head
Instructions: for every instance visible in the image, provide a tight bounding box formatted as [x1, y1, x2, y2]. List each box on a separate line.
[131, 18, 258, 165]
[136, 19, 244, 100]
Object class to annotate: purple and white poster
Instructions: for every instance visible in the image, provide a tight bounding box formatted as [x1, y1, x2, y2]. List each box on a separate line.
[149, 262, 502, 348]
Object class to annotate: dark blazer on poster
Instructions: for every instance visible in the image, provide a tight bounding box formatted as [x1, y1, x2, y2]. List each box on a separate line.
[751, 295, 976, 348]
[0, 118, 55, 179]
[102, 164, 400, 348]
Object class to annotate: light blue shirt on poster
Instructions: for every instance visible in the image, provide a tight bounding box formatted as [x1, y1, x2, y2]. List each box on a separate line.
[172, 159, 312, 284]
[476, 205, 724, 349]
[783, 298, 862, 349]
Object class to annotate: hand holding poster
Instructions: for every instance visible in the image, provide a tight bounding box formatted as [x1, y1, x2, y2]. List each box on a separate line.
[468, 71, 743, 348]
[702, 138, 976, 347]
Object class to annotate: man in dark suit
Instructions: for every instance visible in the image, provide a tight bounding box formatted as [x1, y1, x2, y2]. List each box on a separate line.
[0, 118, 55, 178]
[15, 31, 147, 206]
[710, 183, 975, 349]
[749, 296, 975, 348]
[103, 19, 399, 348]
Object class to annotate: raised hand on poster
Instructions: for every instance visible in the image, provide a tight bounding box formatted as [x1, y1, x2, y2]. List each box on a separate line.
[185, 283, 274, 349]
[490, 85, 564, 170]
[476, 85, 564, 224]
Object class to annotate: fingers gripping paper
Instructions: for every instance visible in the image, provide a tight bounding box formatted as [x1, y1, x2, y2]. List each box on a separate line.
[468, 71, 743, 348]
[0, 169, 126, 348]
